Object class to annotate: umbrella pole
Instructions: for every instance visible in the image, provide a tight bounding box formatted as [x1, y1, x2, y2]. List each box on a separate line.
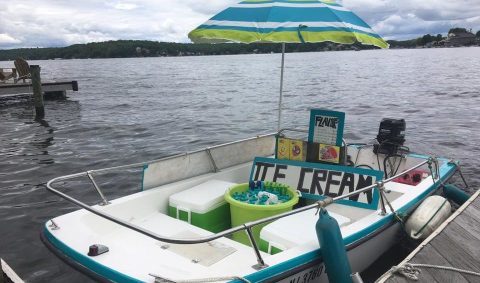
[277, 42, 285, 132]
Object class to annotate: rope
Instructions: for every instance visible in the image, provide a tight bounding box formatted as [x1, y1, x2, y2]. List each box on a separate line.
[149, 274, 251, 283]
[390, 263, 480, 281]
[457, 166, 471, 190]
[428, 161, 435, 183]
[390, 264, 420, 280]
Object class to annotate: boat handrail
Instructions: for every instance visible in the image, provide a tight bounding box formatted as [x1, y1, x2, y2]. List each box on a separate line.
[72, 132, 278, 178]
[49, 128, 346, 205]
[45, 134, 440, 269]
[50, 132, 278, 204]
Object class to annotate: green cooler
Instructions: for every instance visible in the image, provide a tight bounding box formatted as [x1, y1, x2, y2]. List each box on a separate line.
[168, 180, 236, 233]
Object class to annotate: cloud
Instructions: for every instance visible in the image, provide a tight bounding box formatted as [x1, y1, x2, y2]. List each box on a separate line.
[112, 3, 139, 11]
[342, 0, 480, 39]
[0, 0, 479, 49]
[0, 34, 22, 45]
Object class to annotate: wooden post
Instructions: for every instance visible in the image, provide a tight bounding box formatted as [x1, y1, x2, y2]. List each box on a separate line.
[30, 65, 45, 119]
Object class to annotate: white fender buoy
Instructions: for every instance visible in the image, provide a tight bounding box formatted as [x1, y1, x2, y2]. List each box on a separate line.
[405, 195, 451, 240]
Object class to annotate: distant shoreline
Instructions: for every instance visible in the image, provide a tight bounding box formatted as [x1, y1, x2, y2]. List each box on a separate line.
[1, 38, 479, 61]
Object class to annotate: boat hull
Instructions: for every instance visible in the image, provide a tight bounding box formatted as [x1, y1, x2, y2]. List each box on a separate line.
[272, 222, 401, 283]
[41, 220, 400, 283]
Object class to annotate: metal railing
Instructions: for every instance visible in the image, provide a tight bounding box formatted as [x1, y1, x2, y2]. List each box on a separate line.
[48, 133, 276, 205]
[46, 133, 442, 269]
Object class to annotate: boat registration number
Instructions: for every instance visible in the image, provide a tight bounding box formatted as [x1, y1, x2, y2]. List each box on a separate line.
[277, 264, 325, 283]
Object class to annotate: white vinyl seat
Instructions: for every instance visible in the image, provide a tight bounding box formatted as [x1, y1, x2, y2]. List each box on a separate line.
[260, 209, 351, 253]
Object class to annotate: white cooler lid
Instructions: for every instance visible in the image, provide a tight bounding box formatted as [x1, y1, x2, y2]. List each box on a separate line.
[260, 209, 350, 251]
[169, 180, 237, 213]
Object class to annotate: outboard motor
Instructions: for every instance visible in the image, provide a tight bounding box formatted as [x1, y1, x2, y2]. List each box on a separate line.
[373, 118, 406, 155]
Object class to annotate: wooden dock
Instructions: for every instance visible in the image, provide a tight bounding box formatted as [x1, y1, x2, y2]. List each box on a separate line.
[0, 80, 78, 98]
[1, 259, 24, 283]
[377, 189, 480, 283]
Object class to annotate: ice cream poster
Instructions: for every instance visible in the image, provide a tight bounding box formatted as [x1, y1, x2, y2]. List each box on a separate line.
[276, 138, 289, 160]
[318, 144, 340, 163]
[308, 109, 345, 147]
[276, 138, 306, 161]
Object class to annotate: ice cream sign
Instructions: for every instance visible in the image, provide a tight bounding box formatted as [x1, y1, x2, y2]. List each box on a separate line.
[250, 157, 383, 210]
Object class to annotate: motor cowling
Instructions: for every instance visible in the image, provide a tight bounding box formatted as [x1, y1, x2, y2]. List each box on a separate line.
[374, 118, 406, 155]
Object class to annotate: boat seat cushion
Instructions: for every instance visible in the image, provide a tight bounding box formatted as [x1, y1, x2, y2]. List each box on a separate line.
[260, 209, 350, 254]
[169, 180, 237, 213]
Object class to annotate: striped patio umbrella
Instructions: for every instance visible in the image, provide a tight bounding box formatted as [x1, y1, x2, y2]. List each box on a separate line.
[188, 0, 389, 129]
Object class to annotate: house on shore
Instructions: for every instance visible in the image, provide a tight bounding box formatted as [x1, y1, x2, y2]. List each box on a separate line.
[445, 29, 476, 46]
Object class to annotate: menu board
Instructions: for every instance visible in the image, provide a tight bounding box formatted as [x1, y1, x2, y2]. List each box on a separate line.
[308, 109, 345, 146]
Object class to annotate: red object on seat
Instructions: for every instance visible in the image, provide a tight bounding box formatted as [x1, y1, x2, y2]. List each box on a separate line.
[393, 170, 429, 186]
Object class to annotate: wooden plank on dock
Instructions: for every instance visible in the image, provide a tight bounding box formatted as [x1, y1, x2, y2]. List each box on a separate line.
[1, 259, 24, 283]
[0, 81, 78, 97]
[412, 247, 468, 283]
[377, 189, 480, 283]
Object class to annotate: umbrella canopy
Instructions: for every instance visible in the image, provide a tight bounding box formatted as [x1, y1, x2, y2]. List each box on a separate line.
[188, 0, 388, 48]
[188, 0, 389, 129]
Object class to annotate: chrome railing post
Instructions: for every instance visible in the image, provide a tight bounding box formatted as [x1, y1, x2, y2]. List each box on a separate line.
[244, 225, 268, 270]
[205, 147, 219, 173]
[87, 171, 110, 206]
[377, 181, 387, 216]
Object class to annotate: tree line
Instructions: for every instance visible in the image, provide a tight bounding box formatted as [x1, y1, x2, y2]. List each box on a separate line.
[0, 40, 375, 61]
[0, 28, 478, 61]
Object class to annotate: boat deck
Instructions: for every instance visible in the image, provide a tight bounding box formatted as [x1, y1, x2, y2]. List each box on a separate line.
[377, 189, 480, 283]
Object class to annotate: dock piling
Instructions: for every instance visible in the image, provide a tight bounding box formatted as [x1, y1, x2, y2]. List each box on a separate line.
[30, 65, 45, 119]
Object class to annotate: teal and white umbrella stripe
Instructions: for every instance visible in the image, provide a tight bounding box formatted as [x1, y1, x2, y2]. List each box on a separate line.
[189, 0, 388, 48]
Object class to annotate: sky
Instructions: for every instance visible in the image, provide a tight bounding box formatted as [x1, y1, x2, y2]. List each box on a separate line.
[1, 0, 479, 49]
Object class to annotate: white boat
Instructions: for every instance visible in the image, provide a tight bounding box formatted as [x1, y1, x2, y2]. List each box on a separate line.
[42, 125, 459, 283]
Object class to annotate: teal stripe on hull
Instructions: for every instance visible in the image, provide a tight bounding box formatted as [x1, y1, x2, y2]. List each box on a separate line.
[43, 227, 144, 283]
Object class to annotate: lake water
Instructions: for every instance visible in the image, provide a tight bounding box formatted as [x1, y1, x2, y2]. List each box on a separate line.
[1, 47, 479, 282]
